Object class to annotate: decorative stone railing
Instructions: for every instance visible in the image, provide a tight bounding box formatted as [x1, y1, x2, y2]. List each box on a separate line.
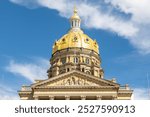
[21, 86, 32, 91]
[120, 84, 130, 90]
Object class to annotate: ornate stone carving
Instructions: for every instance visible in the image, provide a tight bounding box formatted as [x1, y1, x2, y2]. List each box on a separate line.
[47, 76, 99, 87]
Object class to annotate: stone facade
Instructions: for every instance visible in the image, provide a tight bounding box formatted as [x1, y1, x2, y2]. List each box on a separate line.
[48, 48, 103, 78]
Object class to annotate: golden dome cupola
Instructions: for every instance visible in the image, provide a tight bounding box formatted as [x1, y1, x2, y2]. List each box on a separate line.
[70, 7, 81, 30]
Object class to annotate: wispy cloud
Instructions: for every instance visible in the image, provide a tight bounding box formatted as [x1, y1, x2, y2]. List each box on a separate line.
[6, 58, 49, 82]
[0, 84, 18, 100]
[105, 0, 150, 54]
[9, 0, 150, 54]
[133, 88, 150, 100]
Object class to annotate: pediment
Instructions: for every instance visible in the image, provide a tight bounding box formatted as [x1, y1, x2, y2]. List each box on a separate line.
[32, 71, 119, 88]
[45, 76, 100, 87]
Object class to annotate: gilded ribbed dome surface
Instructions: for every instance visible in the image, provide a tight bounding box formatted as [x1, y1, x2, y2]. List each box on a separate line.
[52, 30, 99, 54]
[52, 8, 99, 54]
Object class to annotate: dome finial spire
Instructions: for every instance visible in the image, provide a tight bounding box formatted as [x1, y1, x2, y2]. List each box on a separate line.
[74, 5, 77, 14]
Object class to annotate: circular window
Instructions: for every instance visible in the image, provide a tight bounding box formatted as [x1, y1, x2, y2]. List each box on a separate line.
[62, 38, 65, 42]
[86, 38, 89, 41]
[85, 38, 90, 43]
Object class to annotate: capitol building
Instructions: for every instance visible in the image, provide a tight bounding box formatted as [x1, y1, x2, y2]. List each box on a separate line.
[18, 8, 133, 100]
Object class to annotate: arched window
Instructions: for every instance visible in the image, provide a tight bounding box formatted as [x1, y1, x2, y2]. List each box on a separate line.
[61, 57, 66, 64]
[85, 58, 90, 64]
[74, 57, 79, 63]
[82, 68, 85, 72]
[72, 21, 73, 27]
[67, 68, 70, 72]
[75, 20, 77, 27]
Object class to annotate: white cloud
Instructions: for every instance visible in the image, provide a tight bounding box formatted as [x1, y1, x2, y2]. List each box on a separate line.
[133, 88, 150, 100]
[6, 58, 49, 82]
[0, 84, 18, 100]
[9, 0, 40, 9]
[24, 0, 138, 37]
[78, 3, 138, 37]
[9, 0, 150, 54]
[105, 0, 150, 24]
[105, 0, 150, 54]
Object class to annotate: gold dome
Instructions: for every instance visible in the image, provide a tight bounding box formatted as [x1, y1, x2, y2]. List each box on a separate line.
[52, 30, 99, 54]
[52, 8, 99, 54]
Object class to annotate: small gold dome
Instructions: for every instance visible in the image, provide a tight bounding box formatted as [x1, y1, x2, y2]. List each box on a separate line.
[70, 7, 81, 21]
[52, 8, 99, 54]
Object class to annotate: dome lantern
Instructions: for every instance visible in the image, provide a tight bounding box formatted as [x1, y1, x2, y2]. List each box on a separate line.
[70, 6, 81, 29]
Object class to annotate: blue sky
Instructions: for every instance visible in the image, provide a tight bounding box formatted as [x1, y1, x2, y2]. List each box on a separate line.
[0, 0, 150, 99]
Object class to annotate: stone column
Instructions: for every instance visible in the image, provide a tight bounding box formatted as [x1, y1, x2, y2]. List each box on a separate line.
[66, 56, 69, 63]
[49, 96, 54, 100]
[83, 57, 85, 63]
[81, 95, 86, 100]
[80, 56, 83, 63]
[58, 58, 61, 65]
[65, 96, 70, 100]
[96, 96, 102, 100]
